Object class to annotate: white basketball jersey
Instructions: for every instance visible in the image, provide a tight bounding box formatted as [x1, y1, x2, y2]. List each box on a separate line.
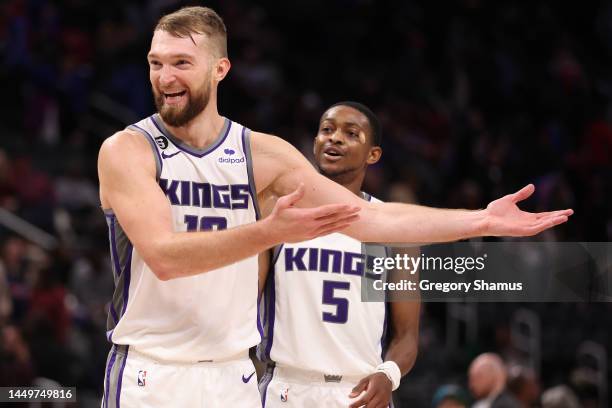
[258, 194, 389, 376]
[104, 114, 261, 362]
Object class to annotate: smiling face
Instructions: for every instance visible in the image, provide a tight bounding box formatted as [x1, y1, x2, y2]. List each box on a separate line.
[313, 105, 381, 181]
[148, 30, 216, 127]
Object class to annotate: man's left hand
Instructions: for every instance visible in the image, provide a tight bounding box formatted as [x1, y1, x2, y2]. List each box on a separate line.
[483, 184, 573, 237]
[348, 372, 392, 408]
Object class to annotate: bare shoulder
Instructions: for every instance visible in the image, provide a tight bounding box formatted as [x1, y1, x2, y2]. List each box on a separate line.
[249, 131, 310, 168]
[99, 128, 152, 161]
[98, 129, 157, 206]
[250, 131, 297, 155]
[249, 131, 312, 193]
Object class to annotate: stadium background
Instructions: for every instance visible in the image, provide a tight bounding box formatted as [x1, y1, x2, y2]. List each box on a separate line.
[0, 0, 610, 406]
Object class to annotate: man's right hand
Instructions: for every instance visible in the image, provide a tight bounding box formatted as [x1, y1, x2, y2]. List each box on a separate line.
[263, 184, 361, 244]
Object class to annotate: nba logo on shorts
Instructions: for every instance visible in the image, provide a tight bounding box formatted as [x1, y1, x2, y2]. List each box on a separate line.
[280, 387, 289, 402]
[137, 370, 147, 387]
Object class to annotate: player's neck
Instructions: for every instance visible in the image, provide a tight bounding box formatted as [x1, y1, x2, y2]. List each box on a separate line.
[162, 104, 225, 150]
[332, 172, 365, 197]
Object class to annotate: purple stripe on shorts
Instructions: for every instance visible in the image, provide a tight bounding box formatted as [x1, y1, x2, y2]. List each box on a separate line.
[116, 346, 129, 408]
[260, 366, 275, 407]
[104, 347, 117, 408]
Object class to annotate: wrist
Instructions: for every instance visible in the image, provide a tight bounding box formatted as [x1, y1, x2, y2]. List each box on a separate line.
[473, 209, 490, 237]
[375, 361, 401, 391]
[253, 217, 280, 248]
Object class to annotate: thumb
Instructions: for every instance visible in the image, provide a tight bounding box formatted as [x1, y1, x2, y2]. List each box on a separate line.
[511, 184, 535, 203]
[349, 377, 369, 398]
[278, 183, 305, 209]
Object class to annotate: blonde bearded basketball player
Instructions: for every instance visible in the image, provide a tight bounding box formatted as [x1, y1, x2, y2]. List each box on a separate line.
[97, 6, 573, 408]
[257, 102, 419, 408]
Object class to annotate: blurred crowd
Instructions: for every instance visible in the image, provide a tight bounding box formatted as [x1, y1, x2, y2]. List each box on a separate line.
[0, 0, 610, 406]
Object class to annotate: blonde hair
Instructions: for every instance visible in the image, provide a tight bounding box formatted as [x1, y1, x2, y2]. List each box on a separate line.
[155, 6, 227, 57]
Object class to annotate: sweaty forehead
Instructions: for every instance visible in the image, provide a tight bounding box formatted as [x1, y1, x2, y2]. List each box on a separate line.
[149, 30, 208, 57]
[321, 105, 370, 131]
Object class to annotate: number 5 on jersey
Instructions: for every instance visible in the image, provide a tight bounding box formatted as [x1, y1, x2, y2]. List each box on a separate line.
[322, 280, 350, 323]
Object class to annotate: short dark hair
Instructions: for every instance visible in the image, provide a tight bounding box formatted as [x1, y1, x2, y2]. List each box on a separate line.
[155, 6, 227, 57]
[327, 101, 382, 146]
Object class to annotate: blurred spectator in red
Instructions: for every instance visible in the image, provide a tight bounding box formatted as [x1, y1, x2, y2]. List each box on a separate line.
[0, 150, 18, 211]
[25, 251, 70, 345]
[0, 325, 35, 387]
[507, 365, 541, 408]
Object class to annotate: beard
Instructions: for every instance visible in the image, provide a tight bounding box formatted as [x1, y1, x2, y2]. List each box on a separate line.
[154, 79, 211, 127]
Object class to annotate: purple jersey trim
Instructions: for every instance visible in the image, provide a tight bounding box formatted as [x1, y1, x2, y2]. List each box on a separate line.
[121, 245, 132, 315]
[241, 127, 261, 220]
[109, 215, 121, 278]
[264, 272, 276, 360]
[109, 303, 118, 325]
[151, 114, 232, 158]
[129, 123, 163, 180]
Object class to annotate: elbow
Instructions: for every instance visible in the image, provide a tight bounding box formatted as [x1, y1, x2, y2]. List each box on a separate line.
[141, 246, 213, 281]
[153, 269, 172, 282]
[140, 242, 178, 281]
[146, 255, 175, 281]
[137, 234, 186, 281]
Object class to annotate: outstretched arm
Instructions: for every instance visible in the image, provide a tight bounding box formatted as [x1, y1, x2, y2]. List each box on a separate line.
[251, 132, 573, 243]
[98, 130, 359, 280]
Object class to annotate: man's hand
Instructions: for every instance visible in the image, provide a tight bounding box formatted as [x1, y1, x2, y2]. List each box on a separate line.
[483, 184, 573, 237]
[263, 184, 361, 244]
[348, 373, 392, 408]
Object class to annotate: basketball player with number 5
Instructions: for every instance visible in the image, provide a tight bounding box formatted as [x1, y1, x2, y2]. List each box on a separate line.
[258, 102, 419, 408]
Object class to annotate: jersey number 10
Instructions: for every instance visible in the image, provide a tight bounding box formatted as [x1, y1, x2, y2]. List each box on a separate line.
[184, 215, 228, 231]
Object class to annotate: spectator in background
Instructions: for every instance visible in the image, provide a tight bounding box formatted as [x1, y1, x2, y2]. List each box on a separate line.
[0, 261, 12, 323]
[0, 149, 18, 211]
[469, 353, 520, 408]
[507, 365, 541, 408]
[541, 385, 581, 408]
[0, 325, 35, 387]
[432, 384, 469, 408]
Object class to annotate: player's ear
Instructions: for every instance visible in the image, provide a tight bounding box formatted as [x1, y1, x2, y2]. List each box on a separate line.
[366, 146, 382, 165]
[214, 57, 231, 81]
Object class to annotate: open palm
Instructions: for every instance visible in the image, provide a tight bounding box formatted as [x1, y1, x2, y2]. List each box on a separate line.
[485, 184, 573, 237]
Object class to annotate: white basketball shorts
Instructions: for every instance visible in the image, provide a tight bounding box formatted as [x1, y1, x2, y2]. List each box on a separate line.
[102, 345, 261, 407]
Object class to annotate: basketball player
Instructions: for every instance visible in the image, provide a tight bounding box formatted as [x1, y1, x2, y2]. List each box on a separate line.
[257, 101, 419, 408]
[97, 6, 572, 407]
